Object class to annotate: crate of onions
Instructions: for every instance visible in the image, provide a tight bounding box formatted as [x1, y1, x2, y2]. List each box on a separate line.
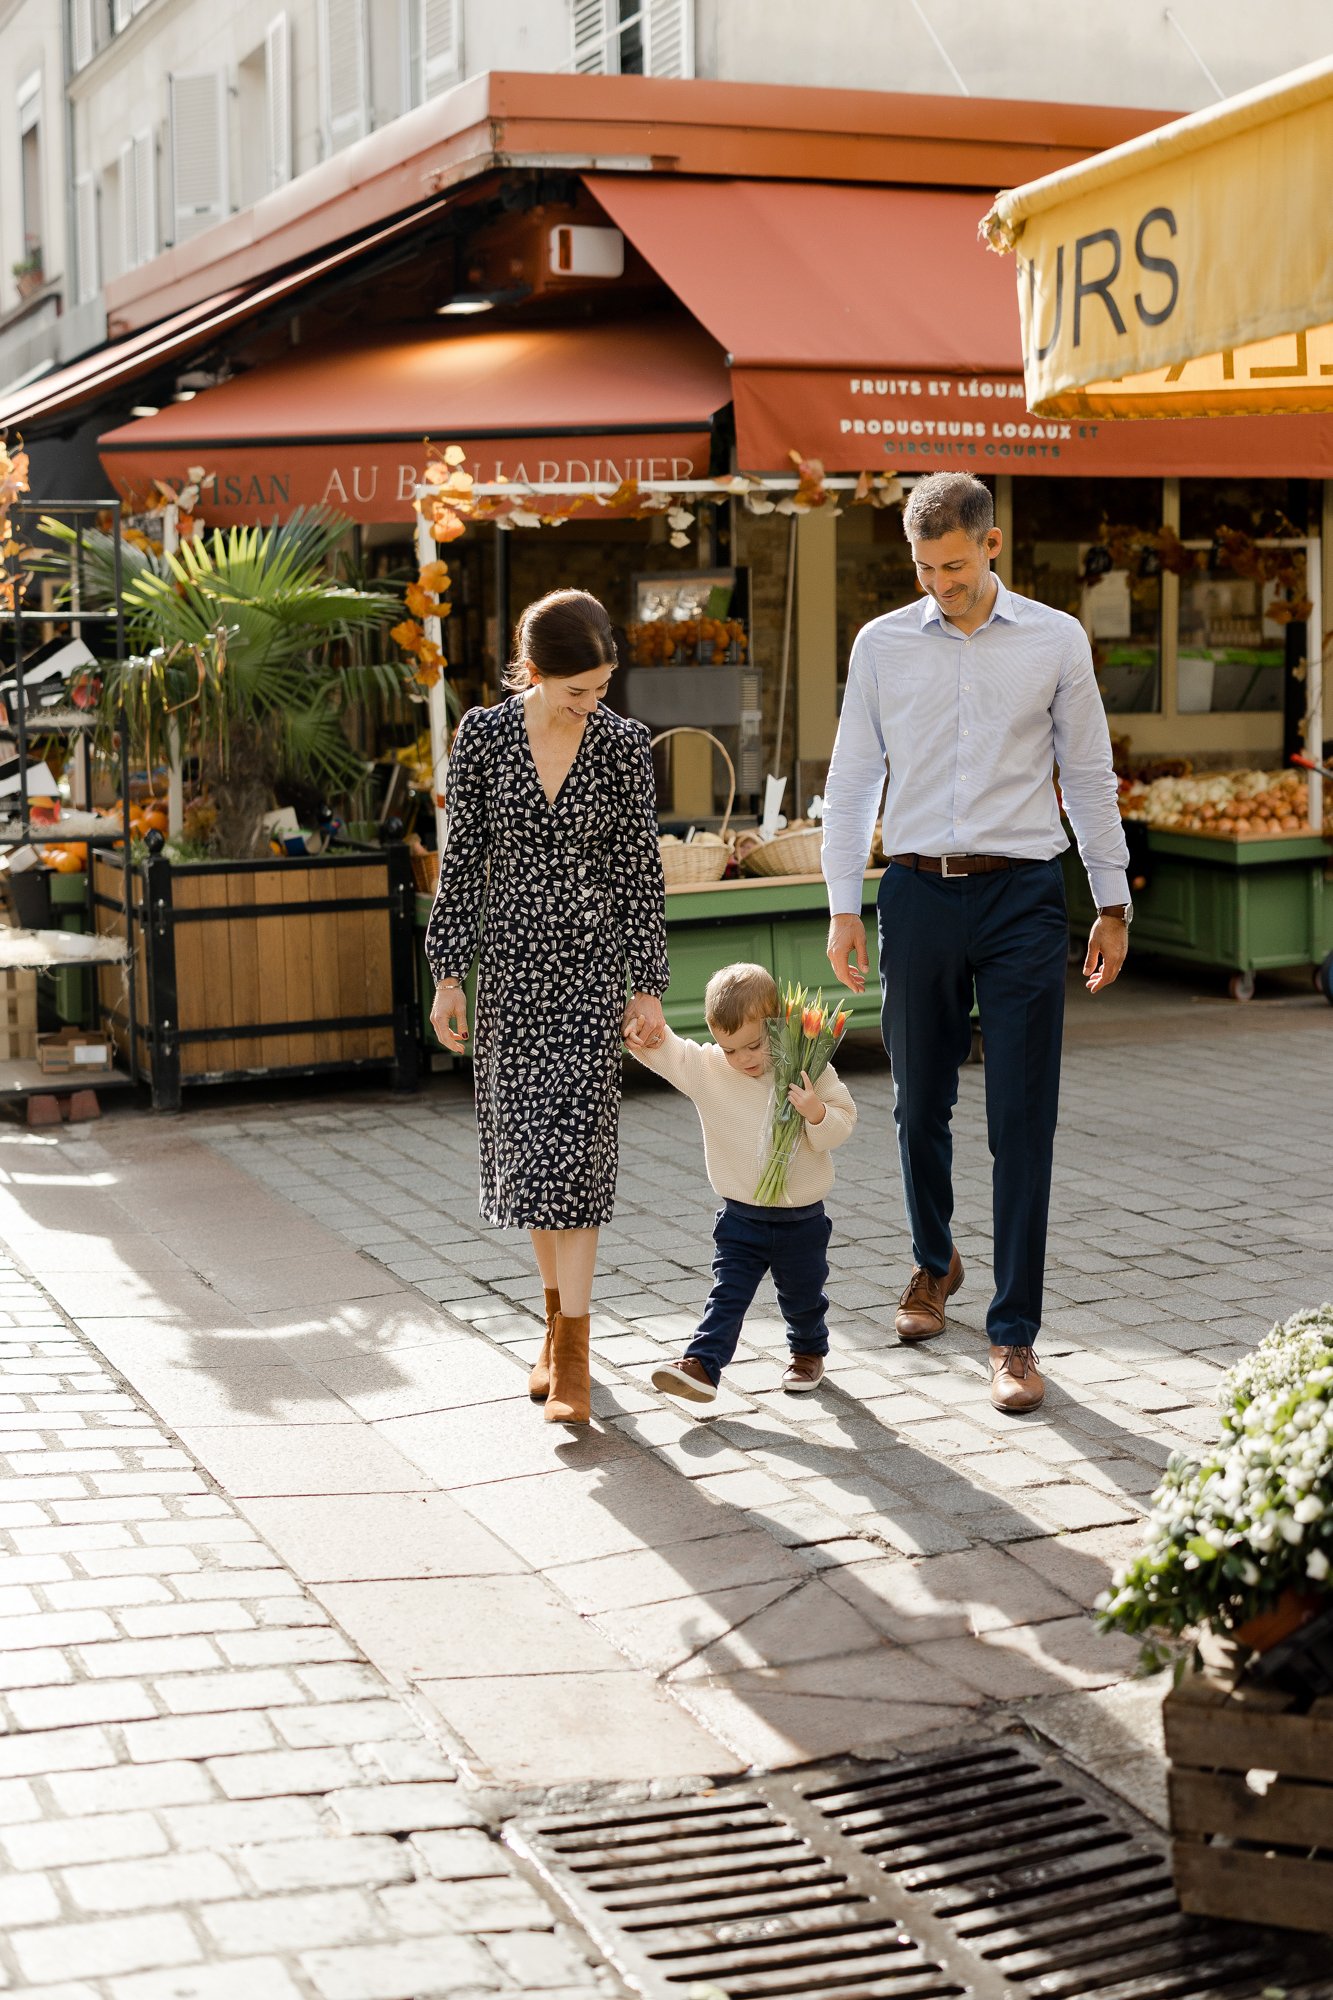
[1119, 767, 1329, 839]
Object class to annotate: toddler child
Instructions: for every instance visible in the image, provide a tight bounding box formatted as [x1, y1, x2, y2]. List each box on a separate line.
[630, 962, 856, 1404]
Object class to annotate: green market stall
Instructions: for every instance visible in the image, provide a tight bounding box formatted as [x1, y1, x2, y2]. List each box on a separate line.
[1063, 830, 1333, 1001]
[417, 869, 884, 1055]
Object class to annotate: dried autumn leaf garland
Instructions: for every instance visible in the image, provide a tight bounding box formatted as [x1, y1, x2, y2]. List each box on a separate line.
[393, 449, 466, 688]
[393, 441, 906, 686]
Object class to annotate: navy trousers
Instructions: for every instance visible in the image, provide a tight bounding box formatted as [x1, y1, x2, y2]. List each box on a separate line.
[877, 858, 1068, 1346]
[686, 1199, 831, 1385]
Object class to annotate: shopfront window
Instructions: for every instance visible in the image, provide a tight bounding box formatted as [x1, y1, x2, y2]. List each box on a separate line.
[1012, 479, 1163, 715]
[1178, 480, 1313, 716]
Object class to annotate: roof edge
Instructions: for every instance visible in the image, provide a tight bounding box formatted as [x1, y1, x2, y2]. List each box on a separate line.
[107, 70, 1175, 334]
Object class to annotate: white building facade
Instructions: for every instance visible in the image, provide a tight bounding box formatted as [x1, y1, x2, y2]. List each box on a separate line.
[1, 0, 1331, 395]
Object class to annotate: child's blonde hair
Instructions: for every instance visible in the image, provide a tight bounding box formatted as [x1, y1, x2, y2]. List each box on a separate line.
[705, 962, 779, 1035]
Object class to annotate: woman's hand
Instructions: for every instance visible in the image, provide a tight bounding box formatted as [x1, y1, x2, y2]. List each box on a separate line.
[787, 1070, 827, 1124]
[623, 992, 666, 1050]
[430, 980, 470, 1053]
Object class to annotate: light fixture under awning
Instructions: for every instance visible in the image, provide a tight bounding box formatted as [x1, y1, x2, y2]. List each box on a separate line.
[97, 313, 730, 524]
[981, 54, 1333, 418]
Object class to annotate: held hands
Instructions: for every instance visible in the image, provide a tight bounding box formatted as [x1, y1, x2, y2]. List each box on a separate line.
[623, 992, 666, 1050]
[827, 913, 868, 994]
[1084, 916, 1129, 995]
[430, 980, 470, 1053]
[787, 1071, 827, 1124]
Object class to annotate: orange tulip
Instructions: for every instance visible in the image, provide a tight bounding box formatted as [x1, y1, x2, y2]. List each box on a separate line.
[802, 1006, 823, 1039]
[832, 1009, 849, 1038]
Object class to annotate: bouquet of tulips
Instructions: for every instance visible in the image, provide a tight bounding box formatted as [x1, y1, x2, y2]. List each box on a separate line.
[753, 983, 849, 1205]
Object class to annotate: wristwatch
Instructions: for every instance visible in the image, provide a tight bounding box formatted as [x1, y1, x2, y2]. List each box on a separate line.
[1098, 903, 1133, 925]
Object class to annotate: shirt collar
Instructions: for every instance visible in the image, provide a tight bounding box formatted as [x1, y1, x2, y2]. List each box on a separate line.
[919, 574, 1017, 635]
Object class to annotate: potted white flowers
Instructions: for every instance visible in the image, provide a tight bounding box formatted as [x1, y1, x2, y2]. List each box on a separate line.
[1097, 1304, 1332, 1673]
[1106, 1306, 1333, 1935]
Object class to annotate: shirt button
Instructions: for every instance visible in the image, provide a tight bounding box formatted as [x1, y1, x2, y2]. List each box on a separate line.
[962, 729, 969, 737]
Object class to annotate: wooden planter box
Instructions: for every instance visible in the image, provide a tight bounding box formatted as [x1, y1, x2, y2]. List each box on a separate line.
[1164, 1662, 1333, 1935]
[93, 847, 419, 1111]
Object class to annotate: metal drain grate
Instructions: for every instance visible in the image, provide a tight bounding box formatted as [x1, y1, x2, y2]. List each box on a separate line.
[509, 1736, 1333, 2000]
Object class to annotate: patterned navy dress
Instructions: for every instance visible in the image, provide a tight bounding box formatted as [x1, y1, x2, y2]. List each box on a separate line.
[424, 697, 670, 1230]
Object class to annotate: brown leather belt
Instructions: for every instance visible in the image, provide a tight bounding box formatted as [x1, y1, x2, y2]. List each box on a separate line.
[891, 852, 1038, 877]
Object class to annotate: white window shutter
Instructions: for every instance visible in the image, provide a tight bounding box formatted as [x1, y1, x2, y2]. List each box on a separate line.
[75, 172, 98, 302]
[112, 0, 131, 29]
[647, 0, 693, 77]
[132, 0, 152, 12]
[132, 129, 156, 266]
[320, 0, 367, 151]
[266, 13, 291, 188]
[72, 0, 94, 70]
[170, 72, 228, 243]
[419, 0, 461, 96]
[571, 0, 608, 74]
[119, 140, 138, 270]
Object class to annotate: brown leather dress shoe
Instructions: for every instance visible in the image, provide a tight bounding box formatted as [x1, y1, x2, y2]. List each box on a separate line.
[989, 1343, 1045, 1413]
[895, 1248, 964, 1342]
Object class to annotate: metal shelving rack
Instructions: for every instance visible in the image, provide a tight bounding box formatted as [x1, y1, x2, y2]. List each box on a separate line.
[1, 499, 138, 1101]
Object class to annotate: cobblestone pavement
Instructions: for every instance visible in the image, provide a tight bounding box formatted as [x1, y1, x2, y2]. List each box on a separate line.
[1, 974, 1331, 1993]
[0, 1251, 614, 1998]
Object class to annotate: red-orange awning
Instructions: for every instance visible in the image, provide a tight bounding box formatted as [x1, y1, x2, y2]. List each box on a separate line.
[587, 173, 1333, 476]
[0, 200, 454, 438]
[98, 313, 729, 523]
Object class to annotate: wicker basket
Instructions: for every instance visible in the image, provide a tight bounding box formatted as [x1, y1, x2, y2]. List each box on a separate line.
[651, 728, 736, 887]
[410, 849, 441, 895]
[742, 825, 824, 877]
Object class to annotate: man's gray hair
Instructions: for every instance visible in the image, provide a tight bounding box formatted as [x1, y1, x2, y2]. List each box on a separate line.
[903, 473, 994, 545]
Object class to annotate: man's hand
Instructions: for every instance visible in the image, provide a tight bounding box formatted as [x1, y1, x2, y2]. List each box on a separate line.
[827, 913, 868, 994]
[430, 981, 470, 1052]
[1084, 916, 1128, 995]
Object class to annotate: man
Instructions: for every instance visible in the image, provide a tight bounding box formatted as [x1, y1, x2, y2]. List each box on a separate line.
[822, 472, 1130, 1413]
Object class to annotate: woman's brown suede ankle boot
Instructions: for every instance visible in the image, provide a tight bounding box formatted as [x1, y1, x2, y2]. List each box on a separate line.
[529, 1288, 560, 1400]
[545, 1312, 591, 1425]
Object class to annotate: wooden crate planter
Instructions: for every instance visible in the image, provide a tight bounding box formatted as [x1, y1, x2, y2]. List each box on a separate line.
[93, 847, 419, 1111]
[1164, 1661, 1333, 1935]
[0, 967, 38, 1061]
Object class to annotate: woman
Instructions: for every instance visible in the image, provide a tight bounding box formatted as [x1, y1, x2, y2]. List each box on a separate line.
[425, 589, 669, 1428]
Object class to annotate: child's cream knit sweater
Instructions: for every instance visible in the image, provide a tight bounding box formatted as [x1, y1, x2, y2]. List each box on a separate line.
[633, 1027, 856, 1206]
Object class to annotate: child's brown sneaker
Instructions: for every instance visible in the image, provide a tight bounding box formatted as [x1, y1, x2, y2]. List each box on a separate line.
[782, 1354, 826, 1393]
[652, 1357, 717, 1404]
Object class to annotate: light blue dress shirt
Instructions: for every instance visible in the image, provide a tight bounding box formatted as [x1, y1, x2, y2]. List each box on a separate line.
[821, 576, 1131, 916]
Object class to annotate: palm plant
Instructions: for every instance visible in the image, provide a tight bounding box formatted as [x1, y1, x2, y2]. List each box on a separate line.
[40, 508, 409, 856]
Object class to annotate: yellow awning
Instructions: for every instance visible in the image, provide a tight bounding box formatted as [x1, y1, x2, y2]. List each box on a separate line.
[982, 56, 1333, 418]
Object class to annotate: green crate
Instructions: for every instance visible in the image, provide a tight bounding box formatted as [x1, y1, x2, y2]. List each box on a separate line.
[1063, 830, 1333, 990]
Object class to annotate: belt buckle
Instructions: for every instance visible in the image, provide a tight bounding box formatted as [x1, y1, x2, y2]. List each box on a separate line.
[940, 854, 963, 878]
